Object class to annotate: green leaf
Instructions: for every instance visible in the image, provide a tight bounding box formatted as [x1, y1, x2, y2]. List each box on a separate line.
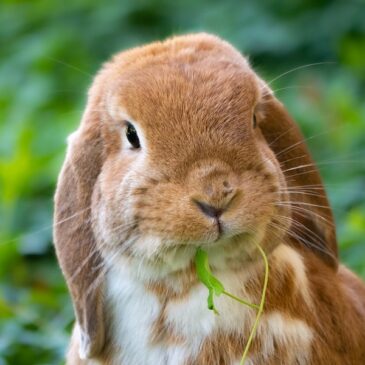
[195, 248, 224, 314]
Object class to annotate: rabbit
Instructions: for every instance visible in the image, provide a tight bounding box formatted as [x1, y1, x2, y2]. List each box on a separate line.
[54, 33, 365, 365]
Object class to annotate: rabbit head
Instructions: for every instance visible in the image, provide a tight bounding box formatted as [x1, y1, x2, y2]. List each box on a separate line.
[53, 33, 337, 359]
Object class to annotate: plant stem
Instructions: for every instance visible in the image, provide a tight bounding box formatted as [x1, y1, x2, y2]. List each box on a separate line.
[222, 291, 259, 310]
[239, 242, 269, 365]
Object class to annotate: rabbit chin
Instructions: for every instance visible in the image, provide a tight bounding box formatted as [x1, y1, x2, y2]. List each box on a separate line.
[104, 227, 268, 284]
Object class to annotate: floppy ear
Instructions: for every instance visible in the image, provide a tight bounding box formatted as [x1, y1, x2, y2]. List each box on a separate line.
[54, 100, 105, 358]
[258, 90, 338, 269]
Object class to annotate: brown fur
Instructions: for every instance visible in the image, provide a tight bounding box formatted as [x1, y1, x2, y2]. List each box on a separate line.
[54, 33, 365, 364]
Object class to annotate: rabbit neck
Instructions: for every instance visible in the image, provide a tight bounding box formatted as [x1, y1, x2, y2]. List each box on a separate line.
[103, 255, 256, 365]
[101, 244, 314, 365]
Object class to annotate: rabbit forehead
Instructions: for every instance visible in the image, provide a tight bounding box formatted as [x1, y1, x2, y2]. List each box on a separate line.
[103, 33, 260, 124]
[106, 61, 259, 159]
[109, 32, 251, 78]
[113, 61, 258, 122]
[108, 70, 259, 172]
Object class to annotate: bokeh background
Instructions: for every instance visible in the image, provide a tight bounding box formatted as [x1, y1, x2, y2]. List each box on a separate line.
[0, 0, 364, 364]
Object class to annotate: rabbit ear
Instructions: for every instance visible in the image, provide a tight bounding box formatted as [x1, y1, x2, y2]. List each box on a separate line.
[258, 90, 338, 269]
[54, 103, 105, 358]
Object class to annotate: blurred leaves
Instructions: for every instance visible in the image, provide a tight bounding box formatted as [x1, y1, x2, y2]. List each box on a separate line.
[0, 0, 364, 364]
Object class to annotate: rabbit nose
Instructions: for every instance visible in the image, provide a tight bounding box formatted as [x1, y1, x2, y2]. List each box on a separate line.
[202, 178, 237, 203]
[194, 201, 224, 218]
[222, 180, 233, 192]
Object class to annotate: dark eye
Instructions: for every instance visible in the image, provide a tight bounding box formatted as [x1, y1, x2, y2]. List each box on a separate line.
[126, 122, 140, 149]
[253, 114, 257, 129]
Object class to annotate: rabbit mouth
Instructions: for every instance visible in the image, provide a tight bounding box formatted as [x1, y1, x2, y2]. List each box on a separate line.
[122, 229, 257, 266]
[107, 231, 259, 281]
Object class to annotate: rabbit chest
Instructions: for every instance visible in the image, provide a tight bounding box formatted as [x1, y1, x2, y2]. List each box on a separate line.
[103, 247, 313, 365]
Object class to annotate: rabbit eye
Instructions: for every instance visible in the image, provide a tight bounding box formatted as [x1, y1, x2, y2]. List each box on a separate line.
[126, 122, 140, 149]
[253, 114, 257, 129]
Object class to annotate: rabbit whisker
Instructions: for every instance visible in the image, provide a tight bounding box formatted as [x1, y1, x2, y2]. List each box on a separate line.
[275, 214, 327, 250]
[277, 190, 327, 199]
[47, 56, 93, 78]
[278, 200, 332, 210]
[83, 235, 142, 299]
[266, 125, 299, 149]
[0, 206, 93, 247]
[269, 217, 333, 261]
[281, 184, 347, 190]
[68, 221, 138, 283]
[265, 61, 335, 86]
[271, 85, 316, 94]
[282, 159, 364, 174]
[68, 244, 104, 284]
[276, 203, 335, 228]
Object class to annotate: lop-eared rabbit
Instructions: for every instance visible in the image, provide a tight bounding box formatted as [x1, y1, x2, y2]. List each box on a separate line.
[54, 33, 365, 364]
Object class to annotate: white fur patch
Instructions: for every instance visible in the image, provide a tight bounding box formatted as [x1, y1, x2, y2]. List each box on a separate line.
[104, 256, 256, 365]
[103, 245, 313, 365]
[105, 262, 209, 365]
[258, 311, 313, 364]
[105, 263, 165, 365]
[272, 245, 312, 307]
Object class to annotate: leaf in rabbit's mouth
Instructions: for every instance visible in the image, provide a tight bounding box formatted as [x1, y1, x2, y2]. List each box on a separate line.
[195, 247, 225, 314]
[195, 247, 259, 314]
[207, 231, 252, 249]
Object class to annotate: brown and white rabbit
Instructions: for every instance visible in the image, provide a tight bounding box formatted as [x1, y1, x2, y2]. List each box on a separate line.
[54, 33, 365, 365]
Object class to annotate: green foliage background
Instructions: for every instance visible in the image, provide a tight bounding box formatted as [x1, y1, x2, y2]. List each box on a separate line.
[0, 1, 364, 364]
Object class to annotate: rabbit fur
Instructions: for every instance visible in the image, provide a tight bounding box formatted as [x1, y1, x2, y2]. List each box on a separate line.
[54, 33, 365, 365]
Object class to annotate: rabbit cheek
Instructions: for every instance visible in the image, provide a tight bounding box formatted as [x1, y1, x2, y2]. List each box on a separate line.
[258, 148, 292, 238]
[233, 169, 290, 259]
[91, 160, 140, 253]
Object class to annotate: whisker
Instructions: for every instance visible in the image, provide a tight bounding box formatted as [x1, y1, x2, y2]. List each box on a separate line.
[68, 244, 104, 284]
[278, 154, 308, 166]
[281, 159, 365, 175]
[282, 184, 351, 191]
[278, 203, 335, 228]
[265, 62, 335, 86]
[104, 220, 138, 236]
[0, 206, 92, 247]
[60, 220, 138, 285]
[289, 226, 336, 261]
[278, 200, 332, 210]
[271, 216, 336, 261]
[271, 85, 315, 94]
[277, 189, 327, 199]
[82, 234, 142, 299]
[266, 125, 298, 148]
[47, 56, 93, 78]
[276, 214, 328, 251]
[276, 138, 318, 160]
